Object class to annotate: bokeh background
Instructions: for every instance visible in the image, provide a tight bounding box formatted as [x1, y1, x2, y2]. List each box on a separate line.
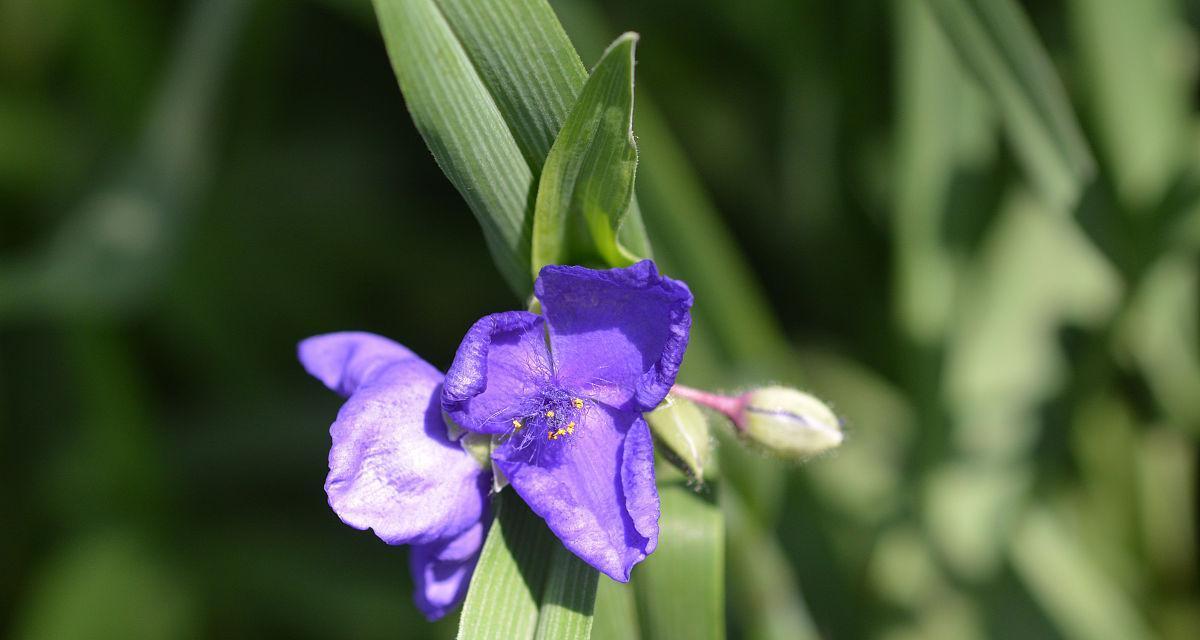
[3, 0, 1198, 638]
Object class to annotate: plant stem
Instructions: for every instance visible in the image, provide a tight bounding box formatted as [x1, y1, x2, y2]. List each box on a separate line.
[671, 384, 746, 428]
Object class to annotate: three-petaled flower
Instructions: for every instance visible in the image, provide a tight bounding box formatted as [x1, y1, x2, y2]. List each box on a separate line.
[444, 260, 692, 581]
[299, 260, 692, 619]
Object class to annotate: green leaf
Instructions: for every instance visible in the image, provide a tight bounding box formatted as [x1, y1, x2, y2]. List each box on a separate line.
[372, 0, 652, 295]
[551, 0, 791, 374]
[532, 32, 643, 274]
[924, 0, 1095, 210]
[1067, 0, 1191, 207]
[592, 578, 641, 640]
[646, 396, 713, 481]
[371, 0, 536, 296]
[458, 493, 599, 640]
[1011, 506, 1157, 640]
[458, 495, 550, 639]
[432, 0, 587, 172]
[634, 465, 725, 640]
[534, 546, 599, 640]
[894, 0, 995, 345]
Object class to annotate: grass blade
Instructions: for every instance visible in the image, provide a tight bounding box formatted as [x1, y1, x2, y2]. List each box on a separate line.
[592, 578, 641, 640]
[373, 0, 652, 295]
[924, 0, 1095, 210]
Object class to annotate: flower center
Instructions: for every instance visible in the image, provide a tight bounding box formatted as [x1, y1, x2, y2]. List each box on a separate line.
[507, 388, 589, 448]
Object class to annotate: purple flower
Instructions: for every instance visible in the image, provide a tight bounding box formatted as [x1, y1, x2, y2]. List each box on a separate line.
[443, 260, 693, 581]
[298, 332, 491, 620]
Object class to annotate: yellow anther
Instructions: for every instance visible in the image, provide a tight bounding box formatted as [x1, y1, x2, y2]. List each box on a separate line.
[512, 418, 523, 430]
[566, 421, 575, 434]
[545, 409, 555, 418]
[572, 398, 584, 409]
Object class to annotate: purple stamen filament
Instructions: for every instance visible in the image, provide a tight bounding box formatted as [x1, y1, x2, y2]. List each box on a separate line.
[503, 387, 590, 451]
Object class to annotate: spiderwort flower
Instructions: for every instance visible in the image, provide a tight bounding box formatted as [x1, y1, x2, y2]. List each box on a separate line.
[298, 332, 490, 620]
[443, 260, 693, 581]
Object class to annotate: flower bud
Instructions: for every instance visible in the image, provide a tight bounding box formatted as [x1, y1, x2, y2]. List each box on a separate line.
[736, 386, 842, 459]
[646, 396, 713, 480]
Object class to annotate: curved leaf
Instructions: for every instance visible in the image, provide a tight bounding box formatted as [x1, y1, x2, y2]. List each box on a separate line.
[532, 32, 644, 273]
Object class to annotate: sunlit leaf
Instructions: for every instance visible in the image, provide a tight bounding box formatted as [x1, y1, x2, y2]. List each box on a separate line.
[458, 495, 551, 639]
[372, 0, 652, 296]
[1011, 506, 1156, 640]
[1068, 0, 1191, 207]
[924, 0, 1095, 210]
[534, 546, 598, 640]
[634, 464, 724, 640]
[458, 494, 599, 640]
[591, 578, 641, 640]
[371, 0, 536, 295]
[532, 32, 644, 273]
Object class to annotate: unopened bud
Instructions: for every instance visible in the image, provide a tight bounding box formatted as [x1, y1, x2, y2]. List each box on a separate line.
[737, 386, 842, 459]
[671, 384, 843, 460]
[646, 396, 713, 480]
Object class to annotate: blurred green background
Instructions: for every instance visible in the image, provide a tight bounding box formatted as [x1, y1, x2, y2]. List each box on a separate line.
[2, 0, 1198, 638]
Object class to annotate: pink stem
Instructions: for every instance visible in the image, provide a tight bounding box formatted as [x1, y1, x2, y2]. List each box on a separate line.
[670, 384, 746, 427]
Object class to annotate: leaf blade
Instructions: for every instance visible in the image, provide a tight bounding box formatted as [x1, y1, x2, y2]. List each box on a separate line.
[534, 545, 599, 640]
[634, 466, 725, 640]
[457, 495, 553, 640]
[646, 396, 713, 481]
[924, 0, 1095, 210]
[372, 0, 535, 296]
[532, 32, 643, 274]
[432, 0, 588, 171]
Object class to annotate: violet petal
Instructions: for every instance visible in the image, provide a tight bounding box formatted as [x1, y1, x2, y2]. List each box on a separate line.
[410, 483, 491, 621]
[300, 332, 486, 546]
[492, 404, 658, 582]
[535, 260, 693, 412]
[443, 311, 553, 434]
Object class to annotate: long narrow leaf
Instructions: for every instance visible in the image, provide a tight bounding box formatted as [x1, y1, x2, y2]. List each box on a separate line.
[372, 0, 534, 295]
[924, 0, 1095, 210]
[533, 545, 599, 640]
[457, 495, 553, 640]
[458, 493, 600, 640]
[634, 466, 725, 640]
[591, 578, 641, 640]
[372, 0, 652, 296]
[532, 32, 642, 274]
[432, 0, 585, 171]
